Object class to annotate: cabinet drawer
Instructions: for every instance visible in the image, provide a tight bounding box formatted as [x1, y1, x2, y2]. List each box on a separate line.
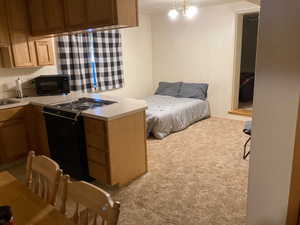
[84, 118, 107, 151]
[84, 117, 106, 136]
[85, 133, 107, 151]
[87, 147, 106, 165]
[88, 161, 108, 184]
[0, 107, 25, 122]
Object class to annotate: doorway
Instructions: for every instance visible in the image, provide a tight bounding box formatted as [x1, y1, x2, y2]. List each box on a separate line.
[239, 13, 259, 110]
[231, 10, 259, 117]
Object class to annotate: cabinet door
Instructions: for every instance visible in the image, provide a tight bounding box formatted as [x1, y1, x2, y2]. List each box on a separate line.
[64, 0, 114, 30]
[6, 0, 29, 31]
[10, 31, 37, 67]
[0, 0, 9, 46]
[27, 0, 65, 35]
[5, 0, 37, 68]
[0, 119, 29, 163]
[85, 0, 115, 26]
[63, 0, 86, 29]
[35, 38, 54, 66]
[116, 0, 139, 27]
[32, 106, 50, 156]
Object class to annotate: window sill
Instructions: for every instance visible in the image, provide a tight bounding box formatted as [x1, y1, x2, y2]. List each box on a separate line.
[228, 109, 252, 117]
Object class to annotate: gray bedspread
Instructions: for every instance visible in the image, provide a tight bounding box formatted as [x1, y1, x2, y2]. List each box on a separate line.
[145, 95, 210, 139]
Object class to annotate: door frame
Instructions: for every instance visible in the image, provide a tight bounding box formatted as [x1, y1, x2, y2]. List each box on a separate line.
[286, 97, 300, 225]
[231, 7, 260, 112]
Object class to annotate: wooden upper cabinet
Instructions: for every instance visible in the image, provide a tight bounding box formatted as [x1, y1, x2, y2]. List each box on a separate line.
[116, 0, 139, 28]
[86, 0, 115, 25]
[3, 0, 37, 68]
[10, 32, 37, 67]
[0, 0, 55, 68]
[35, 38, 54, 66]
[64, 0, 88, 29]
[0, 0, 9, 46]
[63, 0, 115, 29]
[26, 0, 138, 37]
[6, 0, 30, 31]
[27, 0, 65, 36]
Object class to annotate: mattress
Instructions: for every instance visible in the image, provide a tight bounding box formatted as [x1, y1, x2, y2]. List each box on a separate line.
[145, 95, 210, 139]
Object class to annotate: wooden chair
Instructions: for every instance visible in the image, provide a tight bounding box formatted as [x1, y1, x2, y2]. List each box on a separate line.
[26, 151, 62, 206]
[60, 175, 120, 225]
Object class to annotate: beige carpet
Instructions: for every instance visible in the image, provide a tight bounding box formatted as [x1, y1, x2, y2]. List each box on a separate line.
[6, 117, 249, 225]
[111, 117, 249, 225]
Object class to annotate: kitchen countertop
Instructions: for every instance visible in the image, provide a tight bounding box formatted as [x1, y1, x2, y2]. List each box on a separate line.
[0, 92, 148, 121]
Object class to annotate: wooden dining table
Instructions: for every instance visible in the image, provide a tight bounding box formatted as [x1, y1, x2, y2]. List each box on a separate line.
[0, 171, 75, 225]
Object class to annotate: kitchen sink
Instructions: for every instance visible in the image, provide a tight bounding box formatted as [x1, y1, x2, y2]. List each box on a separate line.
[0, 99, 19, 106]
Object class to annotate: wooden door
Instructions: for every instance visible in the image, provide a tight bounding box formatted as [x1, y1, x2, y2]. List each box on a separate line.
[64, 0, 114, 30]
[5, 0, 37, 67]
[116, 0, 139, 27]
[32, 106, 50, 156]
[63, 0, 86, 30]
[6, 0, 29, 31]
[287, 99, 300, 225]
[35, 38, 54, 66]
[0, 0, 9, 46]
[27, 0, 65, 35]
[85, 0, 115, 26]
[9, 31, 36, 67]
[0, 119, 29, 163]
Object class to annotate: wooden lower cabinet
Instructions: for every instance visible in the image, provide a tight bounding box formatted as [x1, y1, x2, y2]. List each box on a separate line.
[30, 106, 50, 156]
[0, 105, 50, 164]
[0, 119, 29, 163]
[0, 106, 29, 163]
[0, 105, 147, 185]
[84, 111, 148, 186]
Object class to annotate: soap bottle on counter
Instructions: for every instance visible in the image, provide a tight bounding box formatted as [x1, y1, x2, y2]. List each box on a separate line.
[15, 77, 23, 99]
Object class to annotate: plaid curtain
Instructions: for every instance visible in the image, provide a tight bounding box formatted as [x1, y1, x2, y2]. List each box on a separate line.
[57, 30, 124, 92]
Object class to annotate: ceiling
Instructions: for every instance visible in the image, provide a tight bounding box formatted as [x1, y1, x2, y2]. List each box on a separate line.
[139, 0, 248, 13]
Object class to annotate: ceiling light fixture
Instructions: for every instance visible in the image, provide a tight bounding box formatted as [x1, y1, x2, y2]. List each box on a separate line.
[168, 8, 179, 20]
[168, 0, 198, 20]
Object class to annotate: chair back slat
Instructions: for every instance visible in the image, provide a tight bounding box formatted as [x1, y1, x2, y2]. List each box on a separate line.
[61, 175, 120, 225]
[93, 212, 98, 225]
[26, 151, 62, 205]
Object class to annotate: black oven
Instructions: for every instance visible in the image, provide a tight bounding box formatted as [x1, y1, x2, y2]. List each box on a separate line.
[35, 75, 70, 96]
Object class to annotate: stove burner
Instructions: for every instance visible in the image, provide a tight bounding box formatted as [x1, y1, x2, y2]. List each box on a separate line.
[54, 97, 116, 112]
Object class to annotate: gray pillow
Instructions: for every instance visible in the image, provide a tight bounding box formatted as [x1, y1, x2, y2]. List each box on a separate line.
[178, 83, 209, 100]
[155, 82, 182, 97]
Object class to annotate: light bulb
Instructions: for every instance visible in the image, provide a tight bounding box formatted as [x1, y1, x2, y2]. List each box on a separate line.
[185, 5, 198, 19]
[168, 9, 179, 20]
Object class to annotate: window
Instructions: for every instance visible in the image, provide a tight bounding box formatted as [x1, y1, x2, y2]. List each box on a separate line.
[57, 30, 124, 92]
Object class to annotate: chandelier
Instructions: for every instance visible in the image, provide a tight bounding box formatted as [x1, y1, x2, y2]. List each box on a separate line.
[168, 0, 198, 20]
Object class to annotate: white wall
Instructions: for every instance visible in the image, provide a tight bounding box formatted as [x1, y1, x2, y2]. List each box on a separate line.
[151, 1, 259, 118]
[0, 14, 153, 99]
[0, 63, 58, 99]
[247, 0, 300, 224]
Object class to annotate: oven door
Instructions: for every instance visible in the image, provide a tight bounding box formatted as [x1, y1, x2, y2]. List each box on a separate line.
[43, 110, 91, 181]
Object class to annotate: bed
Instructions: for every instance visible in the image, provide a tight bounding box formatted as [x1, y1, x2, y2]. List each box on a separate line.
[145, 94, 210, 139]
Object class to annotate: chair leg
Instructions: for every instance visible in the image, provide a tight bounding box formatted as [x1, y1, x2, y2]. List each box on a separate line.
[243, 137, 251, 160]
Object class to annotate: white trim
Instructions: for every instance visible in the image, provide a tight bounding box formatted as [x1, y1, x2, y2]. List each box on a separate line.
[235, 7, 261, 15]
[231, 7, 260, 111]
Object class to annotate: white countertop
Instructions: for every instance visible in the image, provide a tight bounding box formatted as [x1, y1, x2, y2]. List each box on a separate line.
[0, 92, 147, 121]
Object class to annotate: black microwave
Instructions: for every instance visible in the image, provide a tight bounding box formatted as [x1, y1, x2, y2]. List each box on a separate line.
[35, 75, 70, 96]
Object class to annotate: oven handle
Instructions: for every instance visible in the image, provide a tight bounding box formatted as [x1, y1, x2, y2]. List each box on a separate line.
[42, 111, 78, 122]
